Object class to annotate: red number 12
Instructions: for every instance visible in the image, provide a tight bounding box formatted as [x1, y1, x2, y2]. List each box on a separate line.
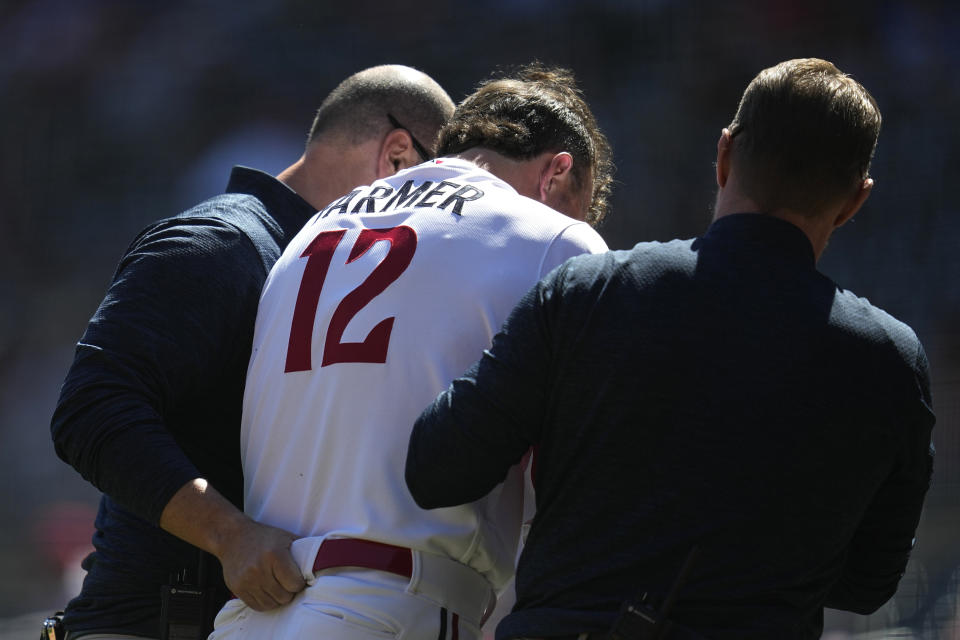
[284, 226, 417, 372]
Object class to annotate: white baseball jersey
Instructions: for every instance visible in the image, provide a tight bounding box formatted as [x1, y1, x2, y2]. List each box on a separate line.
[241, 157, 607, 590]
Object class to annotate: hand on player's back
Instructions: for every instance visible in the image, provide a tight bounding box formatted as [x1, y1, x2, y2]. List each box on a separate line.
[218, 518, 306, 611]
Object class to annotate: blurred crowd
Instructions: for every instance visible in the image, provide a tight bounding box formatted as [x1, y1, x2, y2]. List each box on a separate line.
[1, 1, 958, 636]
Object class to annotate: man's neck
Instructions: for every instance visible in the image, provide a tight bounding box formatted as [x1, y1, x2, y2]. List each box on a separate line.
[278, 138, 381, 211]
[452, 148, 549, 203]
[713, 190, 833, 262]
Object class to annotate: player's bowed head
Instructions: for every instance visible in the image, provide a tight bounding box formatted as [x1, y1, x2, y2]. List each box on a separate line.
[435, 63, 614, 226]
[713, 57, 881, 261]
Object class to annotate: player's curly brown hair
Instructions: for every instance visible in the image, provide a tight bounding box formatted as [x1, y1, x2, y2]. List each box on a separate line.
[437, 63, 614, 227]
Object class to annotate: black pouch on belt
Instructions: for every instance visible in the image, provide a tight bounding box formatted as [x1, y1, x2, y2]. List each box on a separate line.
[161, 553, 219, 640]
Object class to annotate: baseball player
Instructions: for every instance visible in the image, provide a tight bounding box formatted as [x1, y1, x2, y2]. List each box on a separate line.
[209, 64, 614, 640]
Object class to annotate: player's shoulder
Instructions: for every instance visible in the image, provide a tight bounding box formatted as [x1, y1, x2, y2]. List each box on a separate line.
[480, 192, 607, 259]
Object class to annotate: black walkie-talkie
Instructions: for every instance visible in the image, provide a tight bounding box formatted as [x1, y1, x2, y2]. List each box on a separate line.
[161, 553, 213, 640]
[608, 546, 700, 640]
[160, 582, 206, 640]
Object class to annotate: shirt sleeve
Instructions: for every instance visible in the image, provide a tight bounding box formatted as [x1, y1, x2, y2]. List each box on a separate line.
[538, 222, 608, 279]
[50, 216, 265, 525]
[824, 340, 936, 613]
[406, 264, 569, 509]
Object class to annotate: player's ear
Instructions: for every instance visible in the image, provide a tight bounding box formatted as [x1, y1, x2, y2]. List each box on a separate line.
[538, 152, 575, 202]
[539, 152, 590, 221]
[377, 129, 420, 178]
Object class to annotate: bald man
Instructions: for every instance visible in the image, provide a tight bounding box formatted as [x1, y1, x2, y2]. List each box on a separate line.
[51, 65, 454, 640]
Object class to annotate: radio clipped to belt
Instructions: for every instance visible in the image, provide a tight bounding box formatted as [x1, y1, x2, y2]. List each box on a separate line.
[161, 553, 222, 640]
[608, 546, 702, 640]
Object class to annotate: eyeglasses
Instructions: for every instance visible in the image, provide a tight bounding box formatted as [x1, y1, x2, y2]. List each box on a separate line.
[387, 113, 431, 162]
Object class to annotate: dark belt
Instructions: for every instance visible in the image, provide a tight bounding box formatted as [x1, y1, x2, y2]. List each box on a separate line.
[520, 623, 709, 640]
[514, 636, 605, 640]
[312, 537, 414, 578]
[524, 635, 604, 640]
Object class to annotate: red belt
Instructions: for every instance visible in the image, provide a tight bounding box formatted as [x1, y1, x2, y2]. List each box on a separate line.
[313, 537, 413, 578]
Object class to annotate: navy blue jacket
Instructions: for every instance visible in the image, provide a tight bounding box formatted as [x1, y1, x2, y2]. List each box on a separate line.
[51, 167, 316, 637]
[407, 213, 935, 640]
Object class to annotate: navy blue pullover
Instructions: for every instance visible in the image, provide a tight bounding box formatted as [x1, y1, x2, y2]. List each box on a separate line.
[407, 214, 935, 640]
[51, 167, 316, 637]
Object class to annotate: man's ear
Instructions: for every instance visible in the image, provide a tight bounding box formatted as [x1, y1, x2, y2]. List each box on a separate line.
[716, 128, 732, 188]
[376, 129, 421, 178]
[834, 178, 873, 228]
[538, 152, 575, 201]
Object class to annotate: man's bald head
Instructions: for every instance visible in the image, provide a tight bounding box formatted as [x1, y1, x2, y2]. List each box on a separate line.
[306, 65, 454, 157]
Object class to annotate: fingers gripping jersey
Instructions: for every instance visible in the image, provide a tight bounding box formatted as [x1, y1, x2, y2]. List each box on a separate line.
[241, 158, 607, 590]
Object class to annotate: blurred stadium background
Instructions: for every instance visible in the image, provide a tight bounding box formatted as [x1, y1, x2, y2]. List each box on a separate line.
[1, 1, 958, 637]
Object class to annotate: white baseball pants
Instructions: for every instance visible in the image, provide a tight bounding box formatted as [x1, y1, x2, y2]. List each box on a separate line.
[208, 536, 494, 640]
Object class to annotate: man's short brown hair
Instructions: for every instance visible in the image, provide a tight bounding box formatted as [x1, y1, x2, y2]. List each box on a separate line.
[437, 63, 614, 226]
[728, 58, 881, 215]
